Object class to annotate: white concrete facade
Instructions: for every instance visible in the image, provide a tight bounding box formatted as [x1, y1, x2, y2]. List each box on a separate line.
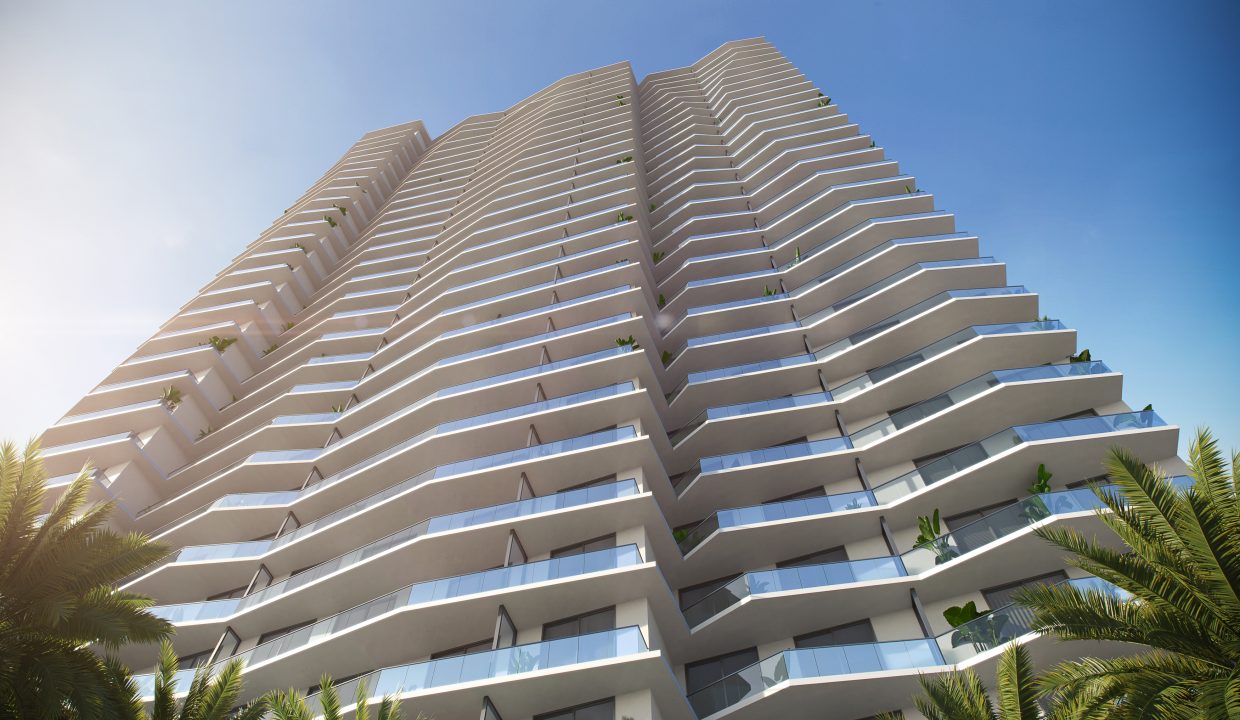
[41, 38, 1186, 720]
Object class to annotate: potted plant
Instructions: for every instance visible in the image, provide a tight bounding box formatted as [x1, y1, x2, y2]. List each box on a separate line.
[616, 336, 640, 349]
[206, 336, 237, 353]
[159, 386, 183, 411]
[914, 509, 959, 564]
[944, 601, 1010, 649]
[1020, 464, 1053, 522]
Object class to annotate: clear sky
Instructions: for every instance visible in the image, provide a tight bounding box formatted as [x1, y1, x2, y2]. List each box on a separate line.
[0, 1, 1236, 452]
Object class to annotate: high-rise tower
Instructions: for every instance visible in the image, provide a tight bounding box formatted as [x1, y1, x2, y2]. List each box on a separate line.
[38, 38, 1185, 720]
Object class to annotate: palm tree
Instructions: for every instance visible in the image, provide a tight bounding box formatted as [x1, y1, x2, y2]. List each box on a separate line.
[266, 675, 418, 720]
[1016, 427, 1240, 719]
[108, 641, 265, 720]
[877, 644, 1044, 720]
[0, 440, 172, 719]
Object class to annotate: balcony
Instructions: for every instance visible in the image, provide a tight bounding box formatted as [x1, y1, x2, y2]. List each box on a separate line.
[679, 411, 1173, 559]
[687, 577, 1128, 719]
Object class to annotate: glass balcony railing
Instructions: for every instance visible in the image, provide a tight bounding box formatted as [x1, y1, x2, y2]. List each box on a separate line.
[321, 327, 387, 341]
[872, 411, 1167, 505]
[668, 285, 1031, 403]
[219, 546, 642, 675]
[684, 236, 972, 321]
[306, 352, 372, 365]
[903, 475, 1192, 574]
[688, 638, 942, 718]
[684, 477, 1192, 627]
[797, 257, 998, 329]
[674, 435, 853, 495]
[773, 208, 953, 273]
[331, 304, 400, 320]
[440, 286, 631, 339]
[150, 479, 639, 623]
[812, 286, 1031, 360]
[669, 353, 815, 403]
[289, 380, 358, 394]
[437, 262, 629, 319]
[301, 626, 648, 716]
[671, 391, 833, 447]
[145, 428, 638, 575]
[687, 575, 1132, 718]
[446, 239, 630, 298]
[935, 577, 1124, 664]
[677, 412, 1171, 554]
[269, 425, 638, 551]
[132, 626, 648, 703]
[244, 478, 638, 611]
[832, 320, 1067, 400]
[683, 557, 905, 627]
[269, 411, 342, 425]
[671, 319, 1070, 446]
[150, 348, 634, 532]
[701, 436, 853, 475]
[849, 361, 1112, 447]
[678, 490, 876, 554]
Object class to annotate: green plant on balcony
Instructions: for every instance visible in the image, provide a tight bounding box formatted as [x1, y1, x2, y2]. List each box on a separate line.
[1141, 403, 1154, 412]
[792, 246, 802, 265]
[616, 335, 640, 350]
[763, 285, 777, 297]
[290, 242, 308, 254]
[616, 212, 633, 223]
[652, 251, 665, 264]
[1021, 463, 1055, 522]
[914, 509, 959, 564]
[206, 335, 236, 353]
[817, 96, 831, 107]
[616, 94, 625, 106]
[332, 203, 348, 217]
[649, 202, 657, 212]
[197, 426, 215, 441]
[869, 140, 876, 148]
[159, 386, 183, 411]
[657, 293, 666, 309]
[672, 528, 689, 543]
[331, 404, 346, 413]
[944, 601, 1011, 649]
[355, 180, 368, 194]
[324, 215, 338, 228]
[661, 350, 673, 367]
[616, 155, 633, 164]
[282, 321, 296, 332]
[262, 343, 279, 357]
[1069, 348, 1092, 363]
[905, 184, 921, 194]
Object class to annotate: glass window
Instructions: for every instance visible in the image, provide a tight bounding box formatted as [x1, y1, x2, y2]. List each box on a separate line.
[206, 585, 246, 601]
[430, 637, 492, 659]
[678, 574, 737, 610]
[777, 545, 848, 568]
[542, 606, 614, 641]
[764, 486, 826, 504]
[534, 697, 615, 720]
[944, 500, 1017, 530]
[258, 620, 315, 646]
[550, 534, 615, 558]
[794, 618, 876, 648]
[685, 647, 759, 694]
[982, 570, 1069, 611]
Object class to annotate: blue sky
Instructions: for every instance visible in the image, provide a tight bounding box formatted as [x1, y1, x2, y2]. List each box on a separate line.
[0, 1, 1236, 452]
